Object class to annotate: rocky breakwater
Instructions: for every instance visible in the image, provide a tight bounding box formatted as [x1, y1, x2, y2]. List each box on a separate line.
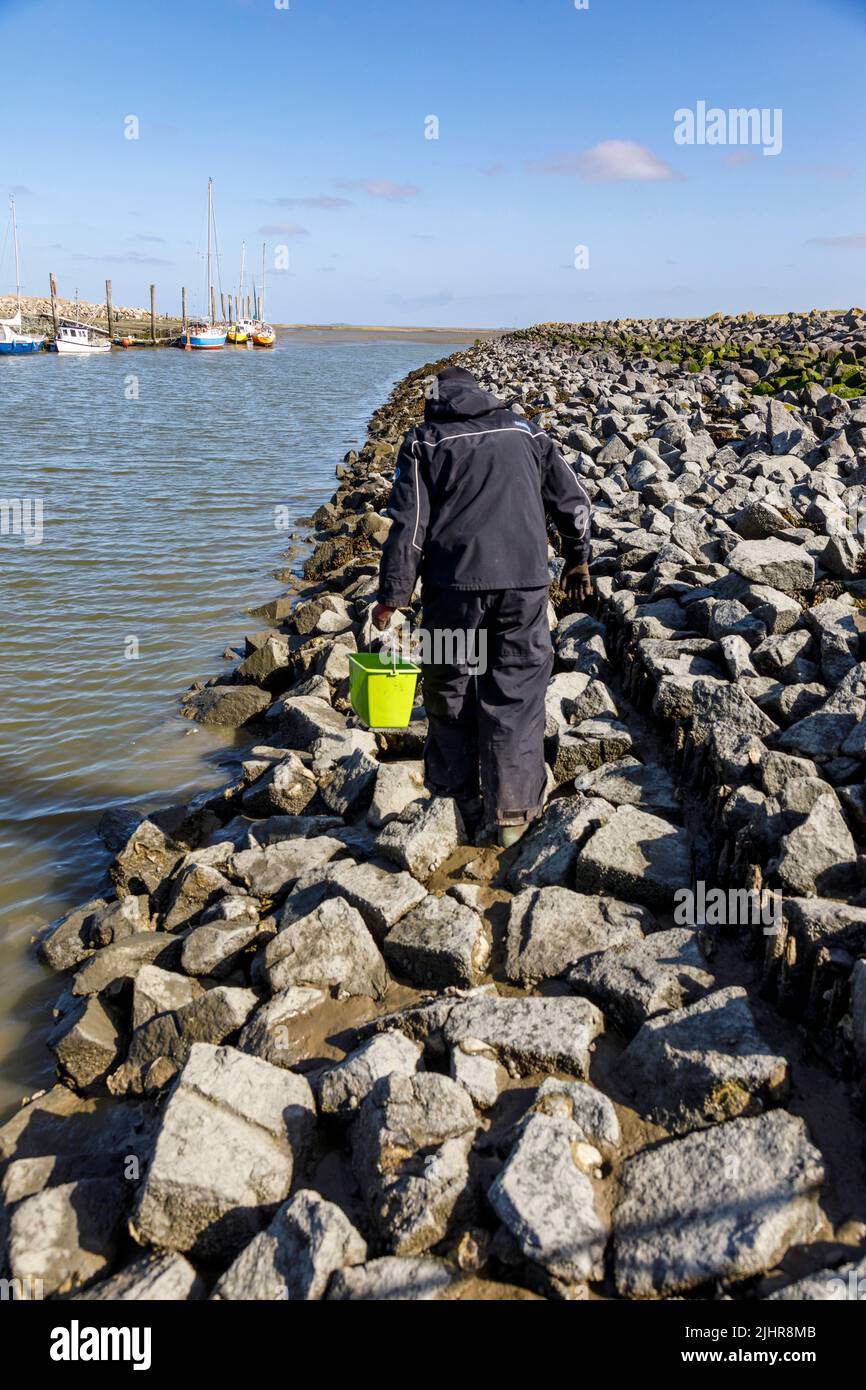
[0, 295, 172, 335]
[5, 318, 866, 1302]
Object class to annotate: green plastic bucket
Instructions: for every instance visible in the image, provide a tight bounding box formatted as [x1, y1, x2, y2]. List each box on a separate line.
[349, 652, 421, 729]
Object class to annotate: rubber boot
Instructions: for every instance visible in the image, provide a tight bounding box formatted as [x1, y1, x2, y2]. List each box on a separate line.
[497, 822, 528, 849]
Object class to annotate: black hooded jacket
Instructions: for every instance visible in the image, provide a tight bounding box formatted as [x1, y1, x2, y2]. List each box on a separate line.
[377, 371, 592, 607]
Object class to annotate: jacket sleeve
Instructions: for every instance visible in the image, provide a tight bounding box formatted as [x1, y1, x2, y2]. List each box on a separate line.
[377, 432, 430, 606]
[535, 429, 592, 569]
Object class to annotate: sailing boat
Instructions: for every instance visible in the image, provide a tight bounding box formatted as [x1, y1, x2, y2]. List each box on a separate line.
[251, 242, 276, 348]
[177, 178, 227, 350]
[227, 241, 253, 344]
[0, 196, 45, 356]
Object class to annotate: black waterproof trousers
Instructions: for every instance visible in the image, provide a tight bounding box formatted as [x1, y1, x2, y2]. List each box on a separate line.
[420, 586, 553, 826]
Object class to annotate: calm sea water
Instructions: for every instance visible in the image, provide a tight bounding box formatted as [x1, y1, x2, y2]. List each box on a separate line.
[0, 331, 464, 1117]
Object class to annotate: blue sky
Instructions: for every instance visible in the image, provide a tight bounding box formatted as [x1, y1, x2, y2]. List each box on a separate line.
[1, 0, 864, 327]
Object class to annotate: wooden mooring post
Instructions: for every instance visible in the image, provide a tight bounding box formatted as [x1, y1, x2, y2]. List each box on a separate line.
[49, 272, 59, 338]
[105, 279, 114, 340]
[181, 286, 188, 334]
[150, 284, 157, 344]
[210, 286, 217, 324]
[220, 292, 227, 321]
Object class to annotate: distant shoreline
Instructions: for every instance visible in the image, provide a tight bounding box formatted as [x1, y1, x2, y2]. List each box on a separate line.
[275, 324, 503, 337]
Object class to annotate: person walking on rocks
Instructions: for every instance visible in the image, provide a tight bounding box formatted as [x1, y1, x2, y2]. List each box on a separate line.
[372, 365, 593, 847]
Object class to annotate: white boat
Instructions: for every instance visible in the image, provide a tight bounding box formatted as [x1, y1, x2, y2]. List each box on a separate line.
[54, 318, 111, 354]
[0, 197, 45, 356]
[178, 179, 226, 350]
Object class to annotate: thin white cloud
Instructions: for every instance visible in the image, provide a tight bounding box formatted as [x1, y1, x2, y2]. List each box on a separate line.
[274, 195, 353, 210]
[257, 223, 309, 236]
[528, 140, 681, 182]
[75, 250, 174, 266]
[808, 234, 866, 249]
[336, 179, 419, 201]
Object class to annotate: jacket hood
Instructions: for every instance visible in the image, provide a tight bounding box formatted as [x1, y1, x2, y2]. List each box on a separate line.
[425, 373, 503, 423]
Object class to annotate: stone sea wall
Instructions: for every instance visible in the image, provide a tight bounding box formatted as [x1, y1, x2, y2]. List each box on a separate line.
[3, 311, 866, 1302]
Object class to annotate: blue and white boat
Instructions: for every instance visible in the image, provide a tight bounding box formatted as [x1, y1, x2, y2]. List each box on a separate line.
[177, 322, 227, 350]
[177, 179, 227, 350]
[0, 310, 44, 355]
[0, 197, 45, 356]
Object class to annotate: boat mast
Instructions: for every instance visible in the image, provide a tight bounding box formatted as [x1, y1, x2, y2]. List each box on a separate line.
[10, 196, 21, 311]
[238, 241, 246, 320]
[206, 177, 213, 325]
[261, 241, 266, 322]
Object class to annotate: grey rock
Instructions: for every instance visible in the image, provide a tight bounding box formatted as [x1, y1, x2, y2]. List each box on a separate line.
[75, 1252, 205, 1302]
[86, 894, 153, 948]
[384, 894, 491, 988]
[489, 1112, 608, 1291]
[6, 1178, 127, 1297]
[376, 797, 464, 880]
[237, 986, 327, 1068]
[621, 986, 789, 1135]
[111, 819, 184, 897]
[573, 806, 691, 909]
[571, 758, 680, 814]
[353, 1073, 476, 1255]
[614, 1111, 825, 1298]
[320, 748, 379, 816]
[261, 897, 389, 1000]
[132, 964, 202, 1029]
[367, 760, 429, 828]
[319, 1032, 424, 1119]
[72, 933, 179, 998]
[109, 985, 259, 1096]
[311, 725, 378, 772]
[180, 900, 261, 977]
[181, 683, 271, 728]
[850, 959, 866, 1066]
[506, 795, 613, 890]
[131, 1044, 316, 1260]
[241, 753, 319, 818]
[823, 531, 863, 579]
[231, 835, 345, 898]
[293, 857, 427, 940]
[552, 717, 633, 782]
[326, 1255, 456, 1300]
[444, 993, 604, 1078]
[505, 886, 649, 986]
[533, 1078, 621, 1147]
[48, 996, 120, 1090]
[728, 539, 815, 596]
[769, 792, 858, 896]
[38, 897, 110, 972]
[567, 927, 715, 1034]
[544, 671, 617, 736]
[449, 1038, 505, 1110]
[213, 1190, 367, 1301]
[765, 1253, 866, 1301]
[162, 863, 240, 932]
[266, 694, 347, 749]
[234, 636, 291, 689]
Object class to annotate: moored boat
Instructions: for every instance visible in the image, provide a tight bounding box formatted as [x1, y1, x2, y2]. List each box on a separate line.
[54, 318, 111, 354]
[227, 318, 254, 345]
[0, 197, 45, 356]
[177, 178, 226, 350]
[177, 321, 227, 349]
[251, 242, 276, 347]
